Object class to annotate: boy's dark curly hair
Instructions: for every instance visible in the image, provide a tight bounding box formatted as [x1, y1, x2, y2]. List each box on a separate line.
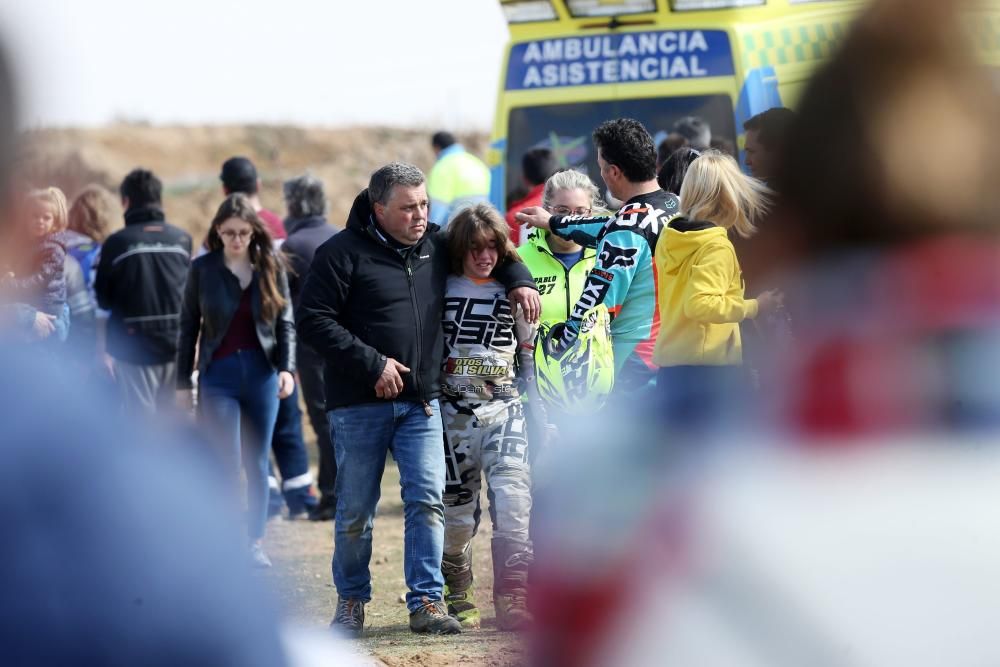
[592, 118, 657, 183]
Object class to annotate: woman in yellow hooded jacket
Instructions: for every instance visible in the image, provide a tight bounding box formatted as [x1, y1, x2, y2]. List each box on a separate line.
[653, 150, 782, 429]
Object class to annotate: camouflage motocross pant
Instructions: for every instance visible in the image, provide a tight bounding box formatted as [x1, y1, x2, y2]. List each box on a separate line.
[441, 397, 532, 556]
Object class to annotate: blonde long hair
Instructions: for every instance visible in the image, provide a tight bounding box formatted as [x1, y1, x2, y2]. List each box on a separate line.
[679, 150, 771, 239]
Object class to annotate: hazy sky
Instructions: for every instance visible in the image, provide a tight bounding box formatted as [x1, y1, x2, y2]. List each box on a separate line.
[0, 0, 510, 129]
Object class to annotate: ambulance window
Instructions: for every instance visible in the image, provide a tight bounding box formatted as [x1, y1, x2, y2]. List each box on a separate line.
[505, 95, 735, 204]
[501, 0, 558, 23]
[564, 0, 657, 17]
[671, 0, 764, 10]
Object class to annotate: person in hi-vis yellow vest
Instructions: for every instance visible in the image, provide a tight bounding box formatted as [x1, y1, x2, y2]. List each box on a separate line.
[517, 169, 599, 472]
[516, 169, 599, 325]
[427, 131, 490, 228]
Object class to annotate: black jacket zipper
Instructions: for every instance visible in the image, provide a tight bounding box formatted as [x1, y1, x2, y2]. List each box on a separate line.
[366, 224, 428, 400]
[536, 244, 583, 321]
[404, 256, 425, 399]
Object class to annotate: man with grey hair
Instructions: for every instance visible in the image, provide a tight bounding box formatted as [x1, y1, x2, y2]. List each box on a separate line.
[297, 162, 539, 637]
[281, 174, 341, 521]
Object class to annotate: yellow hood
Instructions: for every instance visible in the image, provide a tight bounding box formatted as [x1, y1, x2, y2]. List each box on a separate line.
[659, 223, 729, 276]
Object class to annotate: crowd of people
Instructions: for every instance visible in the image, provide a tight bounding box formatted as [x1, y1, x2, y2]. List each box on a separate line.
[3, 2, 1000, 662]
[0, 110, 787, 637]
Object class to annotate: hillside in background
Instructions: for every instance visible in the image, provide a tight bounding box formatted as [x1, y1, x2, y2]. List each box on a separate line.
[14, 125, 489, 242]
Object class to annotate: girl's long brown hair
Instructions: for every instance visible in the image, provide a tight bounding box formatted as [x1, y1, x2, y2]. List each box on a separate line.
[207, 193, 287, 323]
[447, 203, 521, 275]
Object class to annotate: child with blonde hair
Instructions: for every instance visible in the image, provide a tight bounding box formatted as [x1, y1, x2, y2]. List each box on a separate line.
[2, 187, 71, 342]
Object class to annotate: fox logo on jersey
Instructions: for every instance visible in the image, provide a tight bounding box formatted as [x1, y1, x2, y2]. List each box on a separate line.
[599, 242, 638, 269]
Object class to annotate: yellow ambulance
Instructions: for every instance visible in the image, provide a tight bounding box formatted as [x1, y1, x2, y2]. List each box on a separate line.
[489, 0, 865, 209]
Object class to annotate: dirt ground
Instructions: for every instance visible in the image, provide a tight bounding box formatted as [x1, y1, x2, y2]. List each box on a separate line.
[261, 462, 526, 667]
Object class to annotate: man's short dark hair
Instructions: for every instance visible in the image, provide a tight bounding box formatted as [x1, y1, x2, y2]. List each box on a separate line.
[119, 168, 162, 208]
[592, 118, 657, 183]
[220, 156, 258, 195]
[431, 131, 456, 151]
[743, 107, 797, 152]
[521, 148, 558, 187]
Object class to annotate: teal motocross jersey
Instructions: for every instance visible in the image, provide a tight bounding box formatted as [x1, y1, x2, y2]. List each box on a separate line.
[549, 189, 681, 375]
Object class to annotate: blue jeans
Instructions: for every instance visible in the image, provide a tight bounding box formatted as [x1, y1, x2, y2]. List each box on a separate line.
[329, 400, 446, 612]
[199, 349, 279, 542]
[657, 365, 749, 434]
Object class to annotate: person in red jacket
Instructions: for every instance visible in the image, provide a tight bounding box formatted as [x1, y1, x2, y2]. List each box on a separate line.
[505, 148, 558, 245]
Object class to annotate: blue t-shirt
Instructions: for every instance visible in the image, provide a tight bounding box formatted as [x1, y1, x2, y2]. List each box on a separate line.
[552, 250, 583, 270]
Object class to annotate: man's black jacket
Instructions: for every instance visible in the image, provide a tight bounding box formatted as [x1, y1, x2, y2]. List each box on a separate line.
[281, 214, 340, 309]
[95, 206, 192, 364]
[296, 190, 536, 410]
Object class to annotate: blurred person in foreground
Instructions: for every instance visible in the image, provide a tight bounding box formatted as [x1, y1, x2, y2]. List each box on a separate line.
[528, 1, 1000, 665]
[426, 131, 490, 228]
[176, 194, 296, 568]
[95, 168, 192, 415]
[0, 44, 355, 667]
[755, 0, 1000, 436]
[505, 147, 559, 245]
[296, 162, 538, 637]
[281, 174, 342, 521]
[1, 348, 295, 667]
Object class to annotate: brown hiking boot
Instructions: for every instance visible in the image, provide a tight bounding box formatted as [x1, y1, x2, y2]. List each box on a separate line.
[495, 591, 533, 632]
[409, 597, 462, 635]
[329, 597, 365, 638]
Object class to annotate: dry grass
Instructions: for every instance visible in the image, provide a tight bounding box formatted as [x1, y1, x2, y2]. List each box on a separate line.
[14, 124, 489, 243]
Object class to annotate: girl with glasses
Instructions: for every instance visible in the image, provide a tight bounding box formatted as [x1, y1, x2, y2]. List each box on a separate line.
[176, 193, 296, 568]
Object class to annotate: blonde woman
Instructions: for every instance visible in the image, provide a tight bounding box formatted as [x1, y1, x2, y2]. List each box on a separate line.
[653, 150, 782, 429]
